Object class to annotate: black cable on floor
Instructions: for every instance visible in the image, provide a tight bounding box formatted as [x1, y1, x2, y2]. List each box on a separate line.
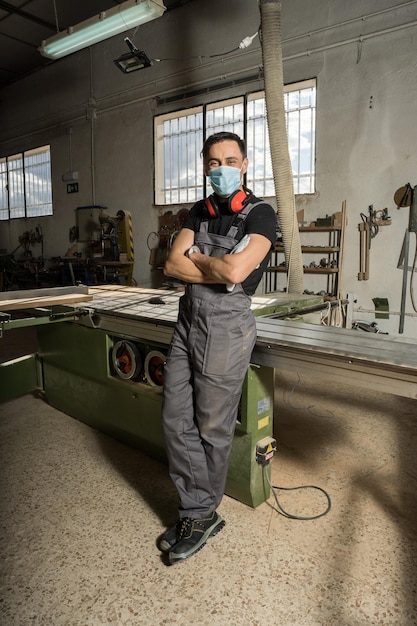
[264, 466, 332, 520]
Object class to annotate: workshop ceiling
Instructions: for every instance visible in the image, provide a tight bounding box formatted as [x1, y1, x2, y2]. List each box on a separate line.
[0, 0, 193, 90]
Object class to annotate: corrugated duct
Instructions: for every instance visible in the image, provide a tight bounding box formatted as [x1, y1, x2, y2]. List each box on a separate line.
[259, 0, 303, 294]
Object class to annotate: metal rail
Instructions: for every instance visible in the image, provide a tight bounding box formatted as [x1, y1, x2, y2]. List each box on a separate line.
[253, 318, 417, 400]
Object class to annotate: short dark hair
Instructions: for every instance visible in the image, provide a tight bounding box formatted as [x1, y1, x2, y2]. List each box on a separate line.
[201, 132, 247, 161]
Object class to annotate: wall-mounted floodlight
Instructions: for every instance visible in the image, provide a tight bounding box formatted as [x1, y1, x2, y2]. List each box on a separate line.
[39, 0, 166, 60]
[114, 37, 152, 73]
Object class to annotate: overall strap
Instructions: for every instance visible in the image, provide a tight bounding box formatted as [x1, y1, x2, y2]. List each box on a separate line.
[197, 199, 266, 237]
[225, 200, 266, 240]
[199, 220, 210, 234]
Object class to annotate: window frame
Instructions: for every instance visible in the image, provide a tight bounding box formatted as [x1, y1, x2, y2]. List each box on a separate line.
[154, 78, 316, 206]
[0, 144, 53, 220]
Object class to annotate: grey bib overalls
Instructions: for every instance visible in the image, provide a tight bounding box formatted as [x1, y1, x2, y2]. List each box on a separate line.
[162, 206, 258, 519]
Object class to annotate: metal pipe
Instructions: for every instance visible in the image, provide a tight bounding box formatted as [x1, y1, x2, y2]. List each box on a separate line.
[283, 1, 417, 45]
[399, 229, 410, 333]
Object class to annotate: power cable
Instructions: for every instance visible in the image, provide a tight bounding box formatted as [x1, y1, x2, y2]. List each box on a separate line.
[153, 32, 258, 63]
[51, 0, 59, 33]
[264, 466, 332, 521]
[262, 371, 333, 520]
[146, 231, 160, 250]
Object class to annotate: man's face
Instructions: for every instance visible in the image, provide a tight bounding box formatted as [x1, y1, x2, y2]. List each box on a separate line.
[204, 140, 248, 177]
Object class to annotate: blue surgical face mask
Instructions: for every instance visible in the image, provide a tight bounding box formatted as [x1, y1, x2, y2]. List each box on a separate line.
[208, 165, 242, 198]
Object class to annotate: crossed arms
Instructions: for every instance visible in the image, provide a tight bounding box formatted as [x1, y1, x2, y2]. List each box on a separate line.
[163, 227, 271, 286]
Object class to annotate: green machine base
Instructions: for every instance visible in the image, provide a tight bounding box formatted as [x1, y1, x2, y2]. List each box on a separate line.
[37, 322, 274, 508]
[0, 354, 39, 403]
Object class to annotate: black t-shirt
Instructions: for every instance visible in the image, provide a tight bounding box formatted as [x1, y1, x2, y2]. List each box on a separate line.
[183, 194, 277, 295]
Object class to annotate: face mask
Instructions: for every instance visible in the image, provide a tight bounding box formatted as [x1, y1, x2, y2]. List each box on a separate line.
[208, 165, 242, 198]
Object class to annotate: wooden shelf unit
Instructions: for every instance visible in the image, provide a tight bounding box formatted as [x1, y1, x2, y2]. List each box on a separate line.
[265, 203, 346, 297]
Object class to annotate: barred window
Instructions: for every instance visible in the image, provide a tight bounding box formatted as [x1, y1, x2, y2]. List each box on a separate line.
[0, 145, 53, 220]
[155, 107, 204, 205]
[206, 97, 244, 139]
[154, 79, 316, 205]
[0, 159, 9, 221]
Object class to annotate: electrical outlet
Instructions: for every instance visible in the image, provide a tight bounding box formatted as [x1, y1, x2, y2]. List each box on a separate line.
[255, 436, 277, 465]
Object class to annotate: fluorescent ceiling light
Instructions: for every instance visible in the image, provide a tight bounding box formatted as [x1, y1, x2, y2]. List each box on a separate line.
[114, 37, 152, 73]
[39, 0, 166, 60]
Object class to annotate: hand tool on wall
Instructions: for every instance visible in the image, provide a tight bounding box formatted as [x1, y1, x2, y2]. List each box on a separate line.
[358, 205, 392, 280]
[358, 206, 375, 280]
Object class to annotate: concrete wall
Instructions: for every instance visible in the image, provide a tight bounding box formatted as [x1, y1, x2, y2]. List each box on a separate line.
[1, 0, 416, 336]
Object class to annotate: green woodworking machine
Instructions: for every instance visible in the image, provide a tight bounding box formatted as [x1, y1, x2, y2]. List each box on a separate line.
[0, 285, 322, 508]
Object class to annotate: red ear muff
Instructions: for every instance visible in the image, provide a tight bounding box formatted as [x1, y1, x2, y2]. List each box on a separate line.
[228, 190, 247, 214]
[205, 190, 247, 218]
[205, 195, 219, 218]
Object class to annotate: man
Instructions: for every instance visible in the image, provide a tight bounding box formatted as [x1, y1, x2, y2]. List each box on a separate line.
[159, 131, 277, 564]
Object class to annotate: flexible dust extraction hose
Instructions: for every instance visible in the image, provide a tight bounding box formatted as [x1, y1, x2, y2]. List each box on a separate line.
[259, 0, 304, 294]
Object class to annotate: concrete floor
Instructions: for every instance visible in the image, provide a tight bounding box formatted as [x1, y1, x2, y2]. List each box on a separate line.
[1, 370, 417, 625]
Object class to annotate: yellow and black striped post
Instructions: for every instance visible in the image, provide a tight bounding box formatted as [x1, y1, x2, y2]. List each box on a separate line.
[116, 210, 134, 285]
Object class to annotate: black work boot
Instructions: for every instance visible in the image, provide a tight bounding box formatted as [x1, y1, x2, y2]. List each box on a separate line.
[157, 522, 180, 553]
[168, 511, 225, 564]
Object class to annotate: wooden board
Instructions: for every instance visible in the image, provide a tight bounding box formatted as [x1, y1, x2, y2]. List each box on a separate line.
[0, 293, 92, 311]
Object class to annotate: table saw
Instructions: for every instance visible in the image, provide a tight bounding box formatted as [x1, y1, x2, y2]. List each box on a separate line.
[2, 285, 416, 508]
[0, 285, 323, 508]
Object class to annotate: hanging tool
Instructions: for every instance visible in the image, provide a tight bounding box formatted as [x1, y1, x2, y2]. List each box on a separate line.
[352, 320, 388, 334]
[358, 207, 373, 280]
[358, 205, 392, 280]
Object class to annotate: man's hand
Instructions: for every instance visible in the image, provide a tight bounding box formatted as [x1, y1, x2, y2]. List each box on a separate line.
[185, 245, 201, 258]
[163, 229, 214, 283]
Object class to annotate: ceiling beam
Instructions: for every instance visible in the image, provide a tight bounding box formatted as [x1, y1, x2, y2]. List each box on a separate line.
[0, 0, 57, 31]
